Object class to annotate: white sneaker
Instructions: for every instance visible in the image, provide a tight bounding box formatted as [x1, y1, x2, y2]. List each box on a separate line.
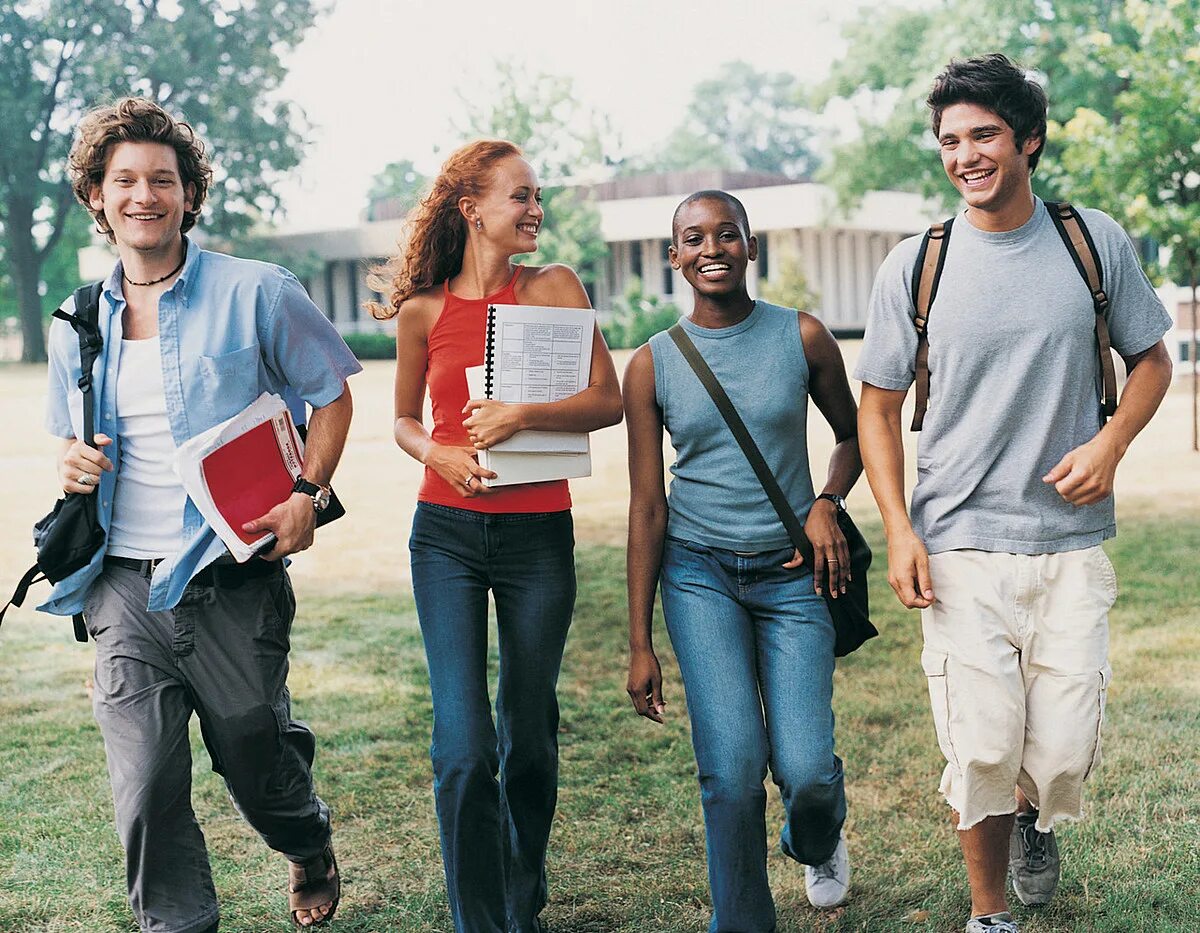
[804, 834, 850, 908]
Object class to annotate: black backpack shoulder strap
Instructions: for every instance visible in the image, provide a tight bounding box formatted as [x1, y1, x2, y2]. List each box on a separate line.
[1044, 201, 1118, 421]
[51, 282, 105, 447]
[910, 217, 953, 431]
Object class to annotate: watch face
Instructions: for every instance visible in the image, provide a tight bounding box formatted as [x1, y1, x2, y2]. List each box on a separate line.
[313, 488, 331, 512]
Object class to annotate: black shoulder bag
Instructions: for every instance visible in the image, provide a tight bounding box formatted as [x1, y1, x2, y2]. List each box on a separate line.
[2, 282, 106, 641]
[667, 323, 877, 657]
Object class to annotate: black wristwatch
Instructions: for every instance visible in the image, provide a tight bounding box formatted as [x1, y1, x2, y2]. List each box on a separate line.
[292, 476, 331, 513]
[816, 492, 847, 512]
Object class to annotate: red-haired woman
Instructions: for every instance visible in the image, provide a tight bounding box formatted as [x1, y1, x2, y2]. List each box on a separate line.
[370, 140, 622, 932]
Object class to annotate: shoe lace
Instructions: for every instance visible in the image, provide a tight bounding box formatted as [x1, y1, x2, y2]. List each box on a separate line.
[1021, 822, 1048, 871]
[811, 854, 839, 882]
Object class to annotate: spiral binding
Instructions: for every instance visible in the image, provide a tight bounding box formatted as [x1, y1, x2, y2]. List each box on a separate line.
[484, 304, 497, 399]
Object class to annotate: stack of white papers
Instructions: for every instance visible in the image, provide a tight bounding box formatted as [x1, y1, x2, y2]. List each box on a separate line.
[173, 392, 305, 561]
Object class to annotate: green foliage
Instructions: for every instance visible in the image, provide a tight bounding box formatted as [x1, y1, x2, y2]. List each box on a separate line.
[341, 331, 397, 361]
[633, 61, 819, 178]
[1051, 0, 1200, 290]
[365, 159, 428, 220]
[817, 0, 1142, 210]
[1, 518, 1198, 930]
[758, 256, 820, 313]
[457, 63, 611, 285]
[0, 0, 320, 360]
[600, 277, 681, 349]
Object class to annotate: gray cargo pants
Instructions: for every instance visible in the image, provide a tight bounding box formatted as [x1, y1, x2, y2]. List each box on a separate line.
[85, 562, 332, 933]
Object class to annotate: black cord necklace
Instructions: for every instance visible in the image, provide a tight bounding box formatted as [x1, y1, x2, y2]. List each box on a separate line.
[123, 242, 188, 287]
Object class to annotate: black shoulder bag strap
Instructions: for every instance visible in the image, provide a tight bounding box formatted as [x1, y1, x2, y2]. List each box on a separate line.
[666, 323, 815, 563]
[1, 282, 104, 640]
[909, 217, 953, 431]
[1045, 200, 1119, 422]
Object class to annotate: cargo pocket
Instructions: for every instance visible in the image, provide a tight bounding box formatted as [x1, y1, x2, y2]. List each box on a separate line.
[922, 648, 961, 772]
[1082, 666, 1111, 780]
[1092, 547, 1119, 608]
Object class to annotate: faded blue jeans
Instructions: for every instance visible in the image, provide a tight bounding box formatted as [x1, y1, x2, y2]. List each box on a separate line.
[660, 536, 847, 933]
[409, 502, 576, 933]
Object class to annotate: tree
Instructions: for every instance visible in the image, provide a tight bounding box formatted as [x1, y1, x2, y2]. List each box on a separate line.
[638, 61, 820, 178]
[1053, 0, 1200, 449]
[456, 63, 613, 285]
[817, 0, 1137, 209]
[759, 256, 820, 315]
[365, 159, 428, 221]
[0, 0, 318, 362]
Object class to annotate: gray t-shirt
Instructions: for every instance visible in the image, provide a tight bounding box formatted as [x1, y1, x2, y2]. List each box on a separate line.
[855, 199, 1170, 555]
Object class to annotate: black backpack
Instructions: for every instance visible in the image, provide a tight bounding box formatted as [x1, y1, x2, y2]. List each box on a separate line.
[909, 200, 1118, 431]
[2, 282, 106, 641]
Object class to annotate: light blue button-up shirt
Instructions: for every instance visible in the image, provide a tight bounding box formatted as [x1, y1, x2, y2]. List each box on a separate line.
[41, 239, 362, 614]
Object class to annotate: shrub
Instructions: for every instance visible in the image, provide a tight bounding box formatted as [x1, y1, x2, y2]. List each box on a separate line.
[601, 277, 681, 349]
[342, 331, 396, 360]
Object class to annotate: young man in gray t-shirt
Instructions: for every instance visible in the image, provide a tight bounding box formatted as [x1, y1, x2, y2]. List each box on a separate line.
[856, 54, 1172, 933]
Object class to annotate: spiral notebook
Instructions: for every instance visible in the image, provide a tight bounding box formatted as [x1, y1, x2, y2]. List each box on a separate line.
[481, 304, 594, 455]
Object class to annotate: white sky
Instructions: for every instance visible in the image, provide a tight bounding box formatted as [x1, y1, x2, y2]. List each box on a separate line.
[273, 0, 884, 231]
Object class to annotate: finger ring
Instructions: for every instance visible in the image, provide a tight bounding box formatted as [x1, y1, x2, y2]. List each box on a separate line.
[78, 473, 94, 486]
[463, 476, 474, 487]
[827, 559, 839, 564]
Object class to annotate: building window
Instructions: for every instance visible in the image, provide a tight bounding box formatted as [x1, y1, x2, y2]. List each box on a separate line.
[348, 260, 361, 323]
[323, 262, 336, 322]
[661, 240, 673, 295]
[630, 241, 643, 281]
[1182, 341, 1192, 363]
[757, 233, 769, 282]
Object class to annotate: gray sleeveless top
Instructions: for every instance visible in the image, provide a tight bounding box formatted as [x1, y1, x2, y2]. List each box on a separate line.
[648, 300, 816, 551]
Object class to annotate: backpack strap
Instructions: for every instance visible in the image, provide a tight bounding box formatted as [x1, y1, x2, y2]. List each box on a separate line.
[1045, 201, 1118, 421]
[910, 217, 953, 431]
[52, 281, 105, 447]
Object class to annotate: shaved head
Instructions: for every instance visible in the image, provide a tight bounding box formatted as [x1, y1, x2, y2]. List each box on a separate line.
[671, 190, 751, 245]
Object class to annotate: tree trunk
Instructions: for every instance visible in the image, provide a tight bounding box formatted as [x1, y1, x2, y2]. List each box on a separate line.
[1190, 257, 1197, 453]
[4, 194, 48, 363]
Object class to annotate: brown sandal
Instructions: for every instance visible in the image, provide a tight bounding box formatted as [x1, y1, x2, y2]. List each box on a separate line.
[287, 842, 340, 927]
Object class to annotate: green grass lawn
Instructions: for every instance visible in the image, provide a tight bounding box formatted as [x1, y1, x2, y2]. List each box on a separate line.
[1, 518, 1197, 932]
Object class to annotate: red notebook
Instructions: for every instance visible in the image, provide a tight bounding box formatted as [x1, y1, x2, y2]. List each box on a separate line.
[199, 412, 303, 546]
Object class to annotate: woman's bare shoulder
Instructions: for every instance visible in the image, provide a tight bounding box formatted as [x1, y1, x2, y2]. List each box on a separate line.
[516, 263, 588, 307]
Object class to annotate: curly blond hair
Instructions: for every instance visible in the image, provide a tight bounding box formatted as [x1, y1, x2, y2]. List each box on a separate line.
[69, 97, 213, 243]
[367, 139, 522, 320]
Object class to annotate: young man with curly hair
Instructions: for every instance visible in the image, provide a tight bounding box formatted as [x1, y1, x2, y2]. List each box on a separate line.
[43, 97, 360, 931]
[856, 55, 1173, 933]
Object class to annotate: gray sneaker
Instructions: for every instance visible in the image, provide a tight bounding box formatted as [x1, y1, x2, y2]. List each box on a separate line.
[1009, 810, 1060, 906]
[965, 912, 1019, 933]
[804, 834, 850, 908]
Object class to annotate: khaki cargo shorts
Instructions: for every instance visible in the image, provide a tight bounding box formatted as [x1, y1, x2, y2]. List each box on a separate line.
[920, 546, 1117, 831]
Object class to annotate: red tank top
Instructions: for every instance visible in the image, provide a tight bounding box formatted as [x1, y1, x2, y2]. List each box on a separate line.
[417, 266, 572, 513]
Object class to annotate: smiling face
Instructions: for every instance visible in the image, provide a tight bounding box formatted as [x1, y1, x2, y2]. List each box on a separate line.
[937, 102, 1040, 223]
[469, 154, 544, 255]
[669, 196, 757, 298]
[88, 141, 194, 256]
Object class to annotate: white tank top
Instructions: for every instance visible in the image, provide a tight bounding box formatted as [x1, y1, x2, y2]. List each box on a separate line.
[108, 336, 186, 559]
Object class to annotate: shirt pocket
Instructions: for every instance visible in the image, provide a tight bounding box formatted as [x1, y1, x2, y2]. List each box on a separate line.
[197, 343, 262, 424]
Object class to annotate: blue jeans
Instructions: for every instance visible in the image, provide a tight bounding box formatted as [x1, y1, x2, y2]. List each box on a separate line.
[409, 503, 576, 933]
[660, 537, 847, 933]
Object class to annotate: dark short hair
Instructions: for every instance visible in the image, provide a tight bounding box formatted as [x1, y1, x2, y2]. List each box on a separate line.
[927, 54, 1049, 172]
[69, 97, 212, 243]
[671, 190, 751, 245]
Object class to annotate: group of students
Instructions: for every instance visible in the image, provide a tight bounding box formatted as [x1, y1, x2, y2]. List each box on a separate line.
[37, 52, 1172, 933]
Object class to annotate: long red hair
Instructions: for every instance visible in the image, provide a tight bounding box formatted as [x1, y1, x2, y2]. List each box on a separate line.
[368, 139, 522, 319]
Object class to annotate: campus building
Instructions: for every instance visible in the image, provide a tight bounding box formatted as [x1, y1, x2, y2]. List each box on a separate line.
[73, 170, 1195, 376]
[261, 170, 938, 337]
